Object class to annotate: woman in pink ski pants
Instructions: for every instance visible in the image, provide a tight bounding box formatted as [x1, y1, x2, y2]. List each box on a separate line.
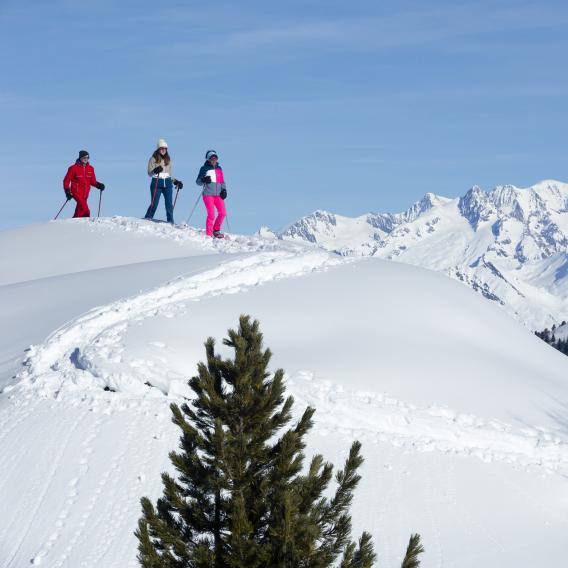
[195, 149, 227, 238]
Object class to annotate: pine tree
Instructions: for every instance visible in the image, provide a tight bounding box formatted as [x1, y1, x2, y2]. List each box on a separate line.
[136, 315, 421, 567]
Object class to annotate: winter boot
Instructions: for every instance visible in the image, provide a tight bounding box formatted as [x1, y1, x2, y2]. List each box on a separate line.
[213, 230, 225, 239]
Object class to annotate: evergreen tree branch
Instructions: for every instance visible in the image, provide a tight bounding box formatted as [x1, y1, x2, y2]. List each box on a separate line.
[401, 533, 424, 568]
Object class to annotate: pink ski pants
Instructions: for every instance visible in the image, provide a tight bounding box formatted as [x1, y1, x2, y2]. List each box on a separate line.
[203, 195, 226, 236]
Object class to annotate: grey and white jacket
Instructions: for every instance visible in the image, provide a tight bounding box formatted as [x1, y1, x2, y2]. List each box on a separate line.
[196, 161, 226, 197]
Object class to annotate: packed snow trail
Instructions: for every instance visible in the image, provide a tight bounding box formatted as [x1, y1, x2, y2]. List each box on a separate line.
[8, 226, 568, 475]
[288, 372, 568, 474]
[81, 216, 290, 254]
[13, 247, 344, 398]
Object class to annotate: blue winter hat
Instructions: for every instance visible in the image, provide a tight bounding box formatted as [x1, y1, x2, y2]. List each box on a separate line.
[205, 149, 218, 160]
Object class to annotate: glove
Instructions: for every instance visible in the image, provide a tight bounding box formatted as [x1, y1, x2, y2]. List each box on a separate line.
[174, 180, 183, 189]
[65, 189, 73, 200]
[220, 188, 227, 200]
[96, 182, 105, 190]
[152, 165, 163, 175]
[203, 175, 212, 184]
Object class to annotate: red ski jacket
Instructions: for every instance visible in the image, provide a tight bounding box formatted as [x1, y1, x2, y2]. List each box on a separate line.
[63, 160, 98, 197]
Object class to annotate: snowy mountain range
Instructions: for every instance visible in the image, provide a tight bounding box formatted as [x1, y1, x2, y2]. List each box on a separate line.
[275, 180, 568, 329]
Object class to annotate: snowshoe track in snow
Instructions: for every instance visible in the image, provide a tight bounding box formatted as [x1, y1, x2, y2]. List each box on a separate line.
[288, 373, 568, 474]
[7, 221, 568, 476]
[14, 245, 344, 397]
[84, 216, 286, 254]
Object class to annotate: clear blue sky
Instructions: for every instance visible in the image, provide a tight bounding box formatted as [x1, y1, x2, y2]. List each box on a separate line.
[1, 0, 567, 233]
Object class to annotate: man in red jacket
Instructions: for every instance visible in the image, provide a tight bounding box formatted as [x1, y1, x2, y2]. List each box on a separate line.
[63, 150, 105, 218]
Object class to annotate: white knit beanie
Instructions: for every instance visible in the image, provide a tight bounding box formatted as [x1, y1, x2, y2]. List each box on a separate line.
[157, 138, 168, 149]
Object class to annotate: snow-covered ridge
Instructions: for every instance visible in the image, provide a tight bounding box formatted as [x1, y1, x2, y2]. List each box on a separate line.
[3, 217, 568, 566]
[6, 218, 566, 476]
[278, 180, 568, 329]
[87, 216, 292, 254]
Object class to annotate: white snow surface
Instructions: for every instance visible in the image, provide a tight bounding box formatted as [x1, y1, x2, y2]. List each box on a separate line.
[1, 216, 568, 567]
[278, 180, 568, 330]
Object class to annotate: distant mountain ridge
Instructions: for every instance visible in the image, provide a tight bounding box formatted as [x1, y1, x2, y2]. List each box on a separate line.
[274, 180, 568, 329]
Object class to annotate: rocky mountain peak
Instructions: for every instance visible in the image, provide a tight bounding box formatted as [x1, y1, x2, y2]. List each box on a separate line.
[490, 184, 519, 208]
[458, 185, 492, 229]
[280, 210, 337, 243]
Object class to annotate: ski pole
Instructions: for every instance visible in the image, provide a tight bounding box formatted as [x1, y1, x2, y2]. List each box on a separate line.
[97, 189, 103, 218]
[186, 190, 203, 225]
[173, 187, 180, 210]
[224, 212, 231, 233]
[54, 198, 70, 220]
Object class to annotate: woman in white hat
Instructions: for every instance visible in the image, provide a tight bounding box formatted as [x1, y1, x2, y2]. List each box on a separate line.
[145, 139, 183, 224]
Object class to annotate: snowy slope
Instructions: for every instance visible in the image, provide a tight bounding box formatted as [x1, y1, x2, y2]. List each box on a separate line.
[0, 217, 266, 387]
[278, 180, 568, 330]
[1, 217, 568, 567]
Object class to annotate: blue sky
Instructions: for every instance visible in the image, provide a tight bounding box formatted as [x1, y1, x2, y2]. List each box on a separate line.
[1, 0, 567, 233]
